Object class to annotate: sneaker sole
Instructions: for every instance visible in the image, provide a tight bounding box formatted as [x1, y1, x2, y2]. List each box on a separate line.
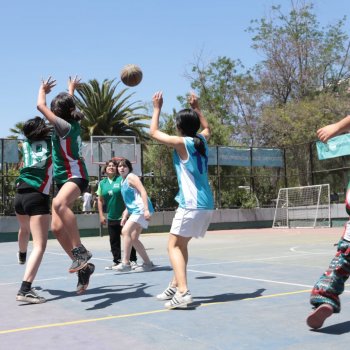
[165, 302, 191, 309]
[16, 295, 46, 304]
[156, 295, 174, 301]
[307, 304, 333, 329]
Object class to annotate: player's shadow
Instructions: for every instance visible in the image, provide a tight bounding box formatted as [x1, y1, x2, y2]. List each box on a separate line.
[44, 282, 154, 310]
[183, 288, 266, 310]
[312, 320, 350, 335]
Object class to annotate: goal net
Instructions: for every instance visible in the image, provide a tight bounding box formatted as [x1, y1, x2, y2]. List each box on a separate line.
[272, 184, 330, 228]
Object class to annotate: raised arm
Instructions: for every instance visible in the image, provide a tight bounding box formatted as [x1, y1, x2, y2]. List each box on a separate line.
[188, 92, 210, 140]
[317, 116, 350, 142]
[37, 76, 57, 125]
[68, 75, 81, 96]
[149, 91, 184, 150]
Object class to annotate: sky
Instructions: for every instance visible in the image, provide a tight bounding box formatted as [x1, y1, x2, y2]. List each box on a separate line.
[1, 0, 350, 138]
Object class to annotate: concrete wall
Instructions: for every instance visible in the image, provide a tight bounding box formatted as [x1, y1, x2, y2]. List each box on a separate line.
[1, 204, 347, 242]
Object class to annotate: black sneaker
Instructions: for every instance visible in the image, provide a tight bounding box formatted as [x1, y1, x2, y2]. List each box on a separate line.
[17, 251, 27, 264]
[76, 263, 95, 295]
[16, 288, 46, 304]
[69, 245, 92, 273]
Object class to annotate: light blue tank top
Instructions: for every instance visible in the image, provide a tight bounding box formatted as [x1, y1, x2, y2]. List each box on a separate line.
[121, 174, 154, 215]
[173, 135, 214, 209]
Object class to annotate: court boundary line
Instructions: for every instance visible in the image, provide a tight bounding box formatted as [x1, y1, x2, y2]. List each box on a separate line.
[0, 288, 310, 335]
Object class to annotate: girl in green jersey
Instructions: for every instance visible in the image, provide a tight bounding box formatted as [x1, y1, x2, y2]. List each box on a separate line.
[37, 77, 94, 289]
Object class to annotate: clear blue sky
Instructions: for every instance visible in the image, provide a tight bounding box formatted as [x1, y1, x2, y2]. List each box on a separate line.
[1, 0, 349, 138]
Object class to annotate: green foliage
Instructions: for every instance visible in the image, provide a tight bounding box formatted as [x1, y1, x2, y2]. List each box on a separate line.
[75, 79, 151, 141]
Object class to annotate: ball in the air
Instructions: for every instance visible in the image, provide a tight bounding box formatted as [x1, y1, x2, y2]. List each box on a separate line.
[120, 64, 143, 87]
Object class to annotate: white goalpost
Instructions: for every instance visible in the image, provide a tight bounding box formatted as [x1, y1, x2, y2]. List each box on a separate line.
[272, 184, 331, 228]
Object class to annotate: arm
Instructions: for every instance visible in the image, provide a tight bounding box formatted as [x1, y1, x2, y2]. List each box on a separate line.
[188, 92, 211, 140]
[128, 174, 151, 220]
[97, 196, 106, 225]
[68, 75, 81, 96]
[149, 91, 185, 152]
[317, 115, 350, 142]
[120, 208, 129, 226]
[37, 77, 57, 125]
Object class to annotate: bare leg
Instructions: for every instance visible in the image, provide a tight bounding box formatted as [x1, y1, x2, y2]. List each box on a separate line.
[121, 220, 151, 264]
[22, 214, 49, 282]
[52, 182, 82, 248]
[168, 234, 192, 294]
[51, 207, 74, 259]
[16, 214, 31, 253]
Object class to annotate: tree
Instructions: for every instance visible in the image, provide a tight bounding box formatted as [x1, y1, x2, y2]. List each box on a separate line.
[8, 121, 25, 139]
[75, 79, 151, 141]
[248, 1, 350, 104]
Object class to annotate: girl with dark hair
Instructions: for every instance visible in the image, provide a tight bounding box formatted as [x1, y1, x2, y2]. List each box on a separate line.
[96, 159, 138, 269]
[15, 117, 52, 303]
[115, 158, 154, 272]
[150, 91, 214, 309]
[37, 77, 94, 293]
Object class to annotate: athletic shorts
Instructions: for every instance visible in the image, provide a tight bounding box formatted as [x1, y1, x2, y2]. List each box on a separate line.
[56, 178, 89, 195]
[128, 213, 151, 229]
[14, 190, 50, 216]
[170, 207, 213, 238]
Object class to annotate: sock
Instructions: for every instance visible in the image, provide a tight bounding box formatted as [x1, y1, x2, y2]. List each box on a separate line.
[20, 281, 32, 293]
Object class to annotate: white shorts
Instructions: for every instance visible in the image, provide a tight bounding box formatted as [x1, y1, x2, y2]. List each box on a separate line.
[128, 213, 150, 229]
[170, 208, 213, 238]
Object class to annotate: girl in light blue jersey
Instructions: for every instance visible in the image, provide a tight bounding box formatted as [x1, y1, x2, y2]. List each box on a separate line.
[150, 91, 214, 309]
[115, 158, 154, 273]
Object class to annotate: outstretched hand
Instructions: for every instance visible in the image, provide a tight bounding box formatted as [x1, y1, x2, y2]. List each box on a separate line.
[317, 124, 339, 143]
[152, 91, 163, 109]
[68, 75, 81, 94]
[188, 91, 199, 109]
[41, 76, 56, 94]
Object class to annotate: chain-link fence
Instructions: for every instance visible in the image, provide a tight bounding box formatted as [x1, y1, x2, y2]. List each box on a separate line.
[1, 139, 348, 215]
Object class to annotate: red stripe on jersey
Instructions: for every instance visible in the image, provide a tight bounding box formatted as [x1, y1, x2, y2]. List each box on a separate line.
[61, 137, 73, 178]
[38, 157, 52, 193]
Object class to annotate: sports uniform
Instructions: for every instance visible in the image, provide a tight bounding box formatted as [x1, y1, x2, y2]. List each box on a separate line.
[121, 174, 154, 229]
[15, 138, 53, 216]
[171, 134, 214, 238]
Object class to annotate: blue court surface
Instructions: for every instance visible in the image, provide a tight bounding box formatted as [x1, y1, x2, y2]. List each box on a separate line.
[1, 228, 350, 350]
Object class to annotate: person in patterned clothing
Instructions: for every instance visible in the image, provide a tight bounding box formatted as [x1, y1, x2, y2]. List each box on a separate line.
[307, 115, 350, 329]
[37, 76, 94, 293]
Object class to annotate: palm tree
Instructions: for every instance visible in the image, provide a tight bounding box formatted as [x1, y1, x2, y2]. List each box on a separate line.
[8, 121, 25, 139]
[75, 79, 151, 141]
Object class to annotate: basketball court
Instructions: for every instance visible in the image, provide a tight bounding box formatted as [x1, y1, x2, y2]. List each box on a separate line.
[1, 227, 350, 349]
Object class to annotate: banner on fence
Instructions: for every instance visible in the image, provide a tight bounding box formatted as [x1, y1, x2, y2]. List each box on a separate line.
[208, 146, 284, 167]
[316, 134, 350, 160]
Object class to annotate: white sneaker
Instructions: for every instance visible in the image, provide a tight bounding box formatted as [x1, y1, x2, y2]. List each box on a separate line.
[156, 284, 177, 300]
[133, 261, 155, 272]
[165, 290, 192, 309]
[130, 261, 140, 270]
[112, 262, 131, 272]
[105, 263, 118, 270]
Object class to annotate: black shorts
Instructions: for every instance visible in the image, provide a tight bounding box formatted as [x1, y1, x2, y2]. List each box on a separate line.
[56, 178, 89, 195]
[14, 190, 50, 216]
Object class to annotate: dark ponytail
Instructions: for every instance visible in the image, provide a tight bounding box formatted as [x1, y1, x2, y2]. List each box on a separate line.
[176, 108, 206, 157]
[51, 92, 84, 121]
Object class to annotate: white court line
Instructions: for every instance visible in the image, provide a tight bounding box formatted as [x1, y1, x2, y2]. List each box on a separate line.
[188, 268, 350, 292]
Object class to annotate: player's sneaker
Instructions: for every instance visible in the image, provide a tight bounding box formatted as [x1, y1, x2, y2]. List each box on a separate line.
[165, 290, 193, 309]
[16, 288, 46, 304]
[133, 261, 155, 272]
[17, 251, 27, 264]
[69, 245, 92, 273]
[105, 263, 118, 270]
[112, 262, 131, 272]
[76, 263, 95, 295]
[156, 284, 177, 300]
[306, 304, 333, 329]
[130, 261, 139, 270]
